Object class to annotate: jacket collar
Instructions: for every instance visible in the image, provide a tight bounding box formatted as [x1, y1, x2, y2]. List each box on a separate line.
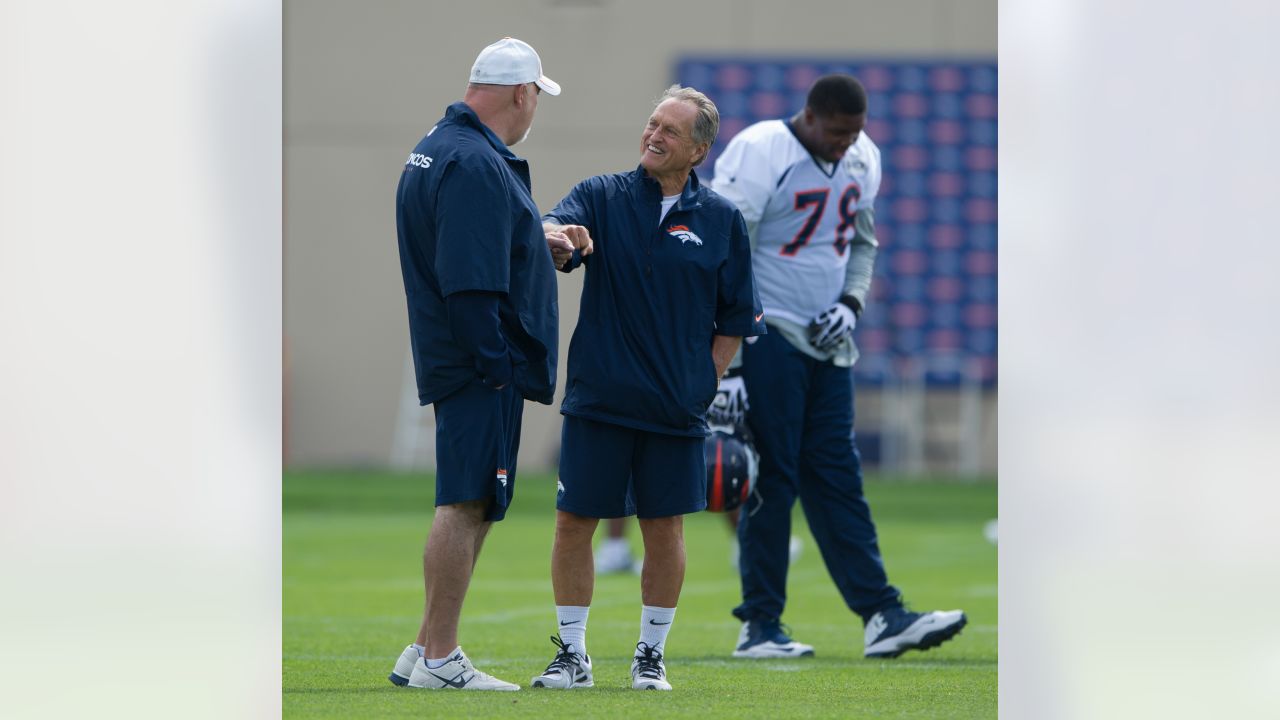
[445, 101, 518, 160]
[630, 164, 703, 211]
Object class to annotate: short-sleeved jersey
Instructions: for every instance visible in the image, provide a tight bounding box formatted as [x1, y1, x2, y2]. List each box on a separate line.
[547, 167, 765, 437]
[395, 102, 558, 406]
[710, 120, 882, 325]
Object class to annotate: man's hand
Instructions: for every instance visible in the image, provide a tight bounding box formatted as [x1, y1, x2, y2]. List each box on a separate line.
[560, 224, 594, 257]
[544, 223, 594, 269]
[546, 230, 574, 269]
[708, 376, 748, 427]
[808, 302, 857, 353]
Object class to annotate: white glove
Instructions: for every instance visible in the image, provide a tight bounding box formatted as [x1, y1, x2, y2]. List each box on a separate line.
[808, 302, 857, 353]
[707, 376, 748, 427]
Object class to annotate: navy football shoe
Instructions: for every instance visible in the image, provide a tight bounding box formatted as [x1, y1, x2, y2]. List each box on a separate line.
[732, 619, 815, 658]
[864, 606, 967, 658]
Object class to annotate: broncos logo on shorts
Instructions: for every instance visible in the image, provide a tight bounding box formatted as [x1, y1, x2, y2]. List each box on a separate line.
[666, 224, 703, 246]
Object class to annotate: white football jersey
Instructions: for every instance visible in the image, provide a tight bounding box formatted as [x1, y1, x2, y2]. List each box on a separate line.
[711, 120, 881, 325]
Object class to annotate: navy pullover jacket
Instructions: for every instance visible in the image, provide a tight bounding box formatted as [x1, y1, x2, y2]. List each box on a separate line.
[395, 102, 558, 405]
[547, 166, 765, 436]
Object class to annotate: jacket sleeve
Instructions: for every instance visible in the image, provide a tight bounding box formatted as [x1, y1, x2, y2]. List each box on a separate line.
[714, 210, 768, 338]
[446, 290, 512, 388]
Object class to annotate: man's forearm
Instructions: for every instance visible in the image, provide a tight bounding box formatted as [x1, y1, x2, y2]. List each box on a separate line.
[712, 335, 742, 380]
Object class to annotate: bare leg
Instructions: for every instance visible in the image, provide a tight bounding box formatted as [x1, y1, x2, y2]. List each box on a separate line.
[471, 521, 492, 571]
[638, 515, 685, 607]
[414, 500, 491, 657]
[552, 510, 599, 605]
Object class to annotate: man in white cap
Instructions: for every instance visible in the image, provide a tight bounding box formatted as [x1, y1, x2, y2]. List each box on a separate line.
[387, 37, 574, 691]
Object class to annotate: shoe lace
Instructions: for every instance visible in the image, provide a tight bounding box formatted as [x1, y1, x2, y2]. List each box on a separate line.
[633, 642, 664, 678]
[544, 634, 580, 673]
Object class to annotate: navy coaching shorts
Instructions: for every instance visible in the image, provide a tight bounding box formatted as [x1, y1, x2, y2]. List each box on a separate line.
[433, 379, 523, 521]
[557, 415, 707, 519]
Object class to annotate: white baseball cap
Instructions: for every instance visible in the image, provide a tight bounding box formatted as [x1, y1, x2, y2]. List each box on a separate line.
[470, 37, 561, 96]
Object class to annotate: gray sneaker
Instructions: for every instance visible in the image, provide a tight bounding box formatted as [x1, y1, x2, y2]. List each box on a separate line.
[388, 644, 419, 686]
[407, 647, 520, 691]
[630, 642, 671, 691]
[531, 634, 593, 689]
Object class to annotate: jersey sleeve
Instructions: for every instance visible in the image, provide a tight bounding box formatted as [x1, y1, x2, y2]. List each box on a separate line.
[842, 207, 879, 308]
[843, 142, 882, 306]
[710, 133, 776, 244]
[857, 142, 882, 210]
[714, 210, 767, 338]
[434, 157, 512, 297]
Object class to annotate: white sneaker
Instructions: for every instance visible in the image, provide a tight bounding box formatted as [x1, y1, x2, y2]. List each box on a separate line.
[732, 620, 815, 658]
[631, 642, 671, 690]
[530, 634, 593, 689]
[407, 647, 520, 691]
[595, 538, 636, 574]
[388, 644, 419, 686]
[864, 607, 967, 659]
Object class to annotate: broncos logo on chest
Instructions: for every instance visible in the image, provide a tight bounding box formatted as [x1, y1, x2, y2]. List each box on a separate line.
[666, 224, 703, 246]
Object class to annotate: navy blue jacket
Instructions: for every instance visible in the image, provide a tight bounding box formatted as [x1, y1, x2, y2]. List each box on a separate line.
[547, 167, 765, 436]
[396, 102, 558, 405]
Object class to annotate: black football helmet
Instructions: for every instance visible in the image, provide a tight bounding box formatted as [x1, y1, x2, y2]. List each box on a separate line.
[704, 425, 758, 512]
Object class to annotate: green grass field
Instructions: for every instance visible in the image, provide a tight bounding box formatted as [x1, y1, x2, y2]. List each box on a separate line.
[284, 471, 997, 718]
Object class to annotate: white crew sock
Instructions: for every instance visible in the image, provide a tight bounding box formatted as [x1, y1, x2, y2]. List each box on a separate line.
[638, 605, 676, 655]
[411, 643, 425, 656]
[426, 645, 461, 669]
[556, 605, 590, 657]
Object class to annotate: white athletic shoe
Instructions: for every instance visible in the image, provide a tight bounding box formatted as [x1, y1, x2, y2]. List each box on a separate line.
[732, 619, 815, 658]
[864, 607, 967, 658]
[595, 538, 636, 574]
[407, 647, 520, 691]
[530, 634, 593, 689]
[388, 644, 420, 686]
[631, 642, 671, 690]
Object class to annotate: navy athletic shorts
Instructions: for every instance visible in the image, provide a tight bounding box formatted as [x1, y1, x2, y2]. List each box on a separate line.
[556, 415, 706, 519]
[433, 379, 523, 521]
